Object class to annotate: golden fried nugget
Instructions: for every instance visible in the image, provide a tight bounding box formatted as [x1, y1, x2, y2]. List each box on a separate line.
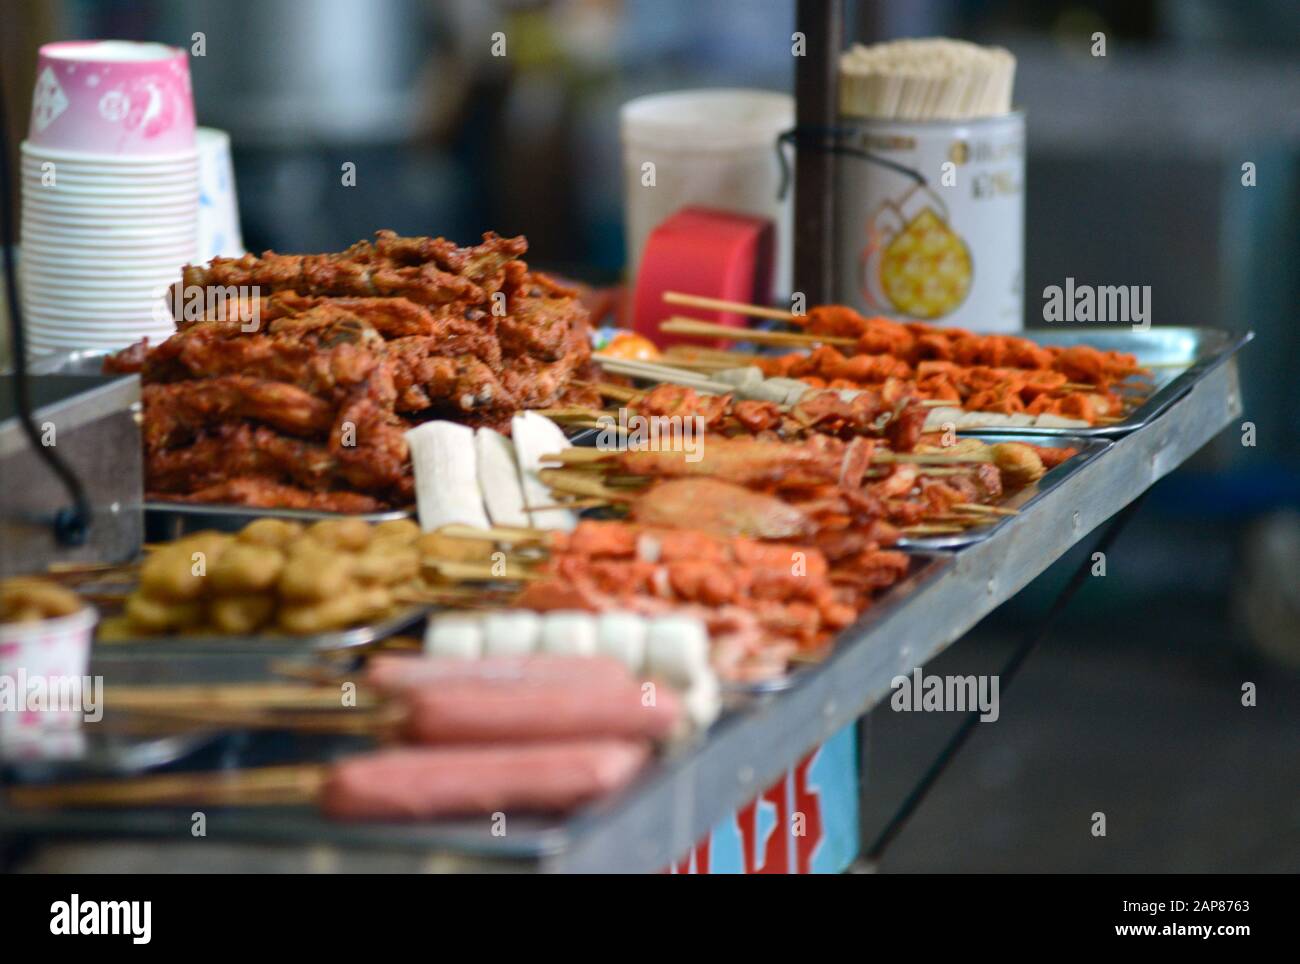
[992, 442, 1045, 488]
[277, 586, 391, 634]
[138, 546, 207, 601]
[277, 549, 354, 602]
[305, 518, 373, 552]
[1, 577, 84, 621]
[237, 518, 305, 548]
[139, 532, 233, 601]
[208, 544, 286, 595]
[351, 546, 420, 585]
[124, 592, 206, 633]
[209, 594, 277, 634]
[418, 531, 494, 563]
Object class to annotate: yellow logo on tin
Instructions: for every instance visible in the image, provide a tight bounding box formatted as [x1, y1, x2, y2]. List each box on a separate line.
[878, 208, 972, 320]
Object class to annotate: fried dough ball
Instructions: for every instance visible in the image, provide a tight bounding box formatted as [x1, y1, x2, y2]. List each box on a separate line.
[278, 548, 354, 602]
[352, 545, 420, 585]
[139, 531, 233, 601]
[1, 577, 83, 622]
[208, 544, 286, 595]
[991, 442, 1045, 489]
[277, 586, 392, 634]
[209, 594, 277, 634]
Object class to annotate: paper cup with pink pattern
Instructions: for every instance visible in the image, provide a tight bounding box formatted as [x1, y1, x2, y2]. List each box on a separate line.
[28, 40, 196, 157]
[0, 605, 98, 742]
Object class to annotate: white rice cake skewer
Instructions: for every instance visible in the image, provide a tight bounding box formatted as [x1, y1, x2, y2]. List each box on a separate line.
[595, 610, 649, 671]
[645, 615, 719, 727]
[407, 420, 491, 532]
[539, 611, 599, 656]
[475, 427, 531, 528]
[424, 613, 484, 659]
[481, 610, 542, 657]
[511, 411, 578, 532]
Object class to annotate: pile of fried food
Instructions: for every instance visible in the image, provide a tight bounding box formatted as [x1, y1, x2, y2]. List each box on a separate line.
[105, 231, 601, 511]
[759, 305, 1148, 424]
[0, 577, 84, 624]
[100, 517, 427, 639]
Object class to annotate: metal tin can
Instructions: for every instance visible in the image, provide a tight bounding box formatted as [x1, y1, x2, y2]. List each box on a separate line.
[833, 111, 1025, 332]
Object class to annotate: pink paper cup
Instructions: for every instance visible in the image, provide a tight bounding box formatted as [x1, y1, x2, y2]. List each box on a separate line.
[28, 41, 196, 156]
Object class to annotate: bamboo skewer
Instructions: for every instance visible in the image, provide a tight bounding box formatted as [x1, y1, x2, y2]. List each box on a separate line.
[435, 522, 551, 544]
[104, 683, 373, 712]
[424, 559, 543, 582]
[595, 357, 736, 395]
[660, 316, 854, 348]
[7, 764, 328, 810]
[663, 290, 797, 323]
[575, 380, 640, 403]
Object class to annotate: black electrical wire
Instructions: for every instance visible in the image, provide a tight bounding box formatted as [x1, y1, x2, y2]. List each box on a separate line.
[0, 72, 91, 546]
[865, 492, 1149, 863]
[775, 125, 927, 202]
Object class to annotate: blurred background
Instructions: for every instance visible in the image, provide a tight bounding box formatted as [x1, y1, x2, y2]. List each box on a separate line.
[2, 0, 1297, 871]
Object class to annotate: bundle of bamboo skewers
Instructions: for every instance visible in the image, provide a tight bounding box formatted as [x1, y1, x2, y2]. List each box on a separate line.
[839, 37, 1016, 120]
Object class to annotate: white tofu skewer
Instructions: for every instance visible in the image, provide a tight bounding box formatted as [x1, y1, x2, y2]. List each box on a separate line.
[475, 427, 532, 528]
[424, 614, 484, 659]
[511, 411, 578, 532]
[406, 421, 491, 532]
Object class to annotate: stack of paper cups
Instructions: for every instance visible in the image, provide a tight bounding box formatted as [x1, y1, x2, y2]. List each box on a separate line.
[19, 40, 199, 356]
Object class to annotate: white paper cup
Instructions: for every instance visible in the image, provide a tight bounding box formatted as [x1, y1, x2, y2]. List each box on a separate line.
[28, 328, 168, 346]
[20, 235, 196, 255]
[21, 224, 197, 245]
[20, 167, 200, 188]
[0, 606, 98, 741]
[620, 88, 794, 295]
[18, 248, 187, 269]
[23, 189, 199, 209]
[22, 206, 197, 226]
[20, 262, 185, 281]
[21, 274, 172, 296]
[21, 140, 199, 166]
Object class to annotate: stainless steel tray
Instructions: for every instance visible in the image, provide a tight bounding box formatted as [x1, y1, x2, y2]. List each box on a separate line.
[26, 348, 118, 376]
[652, 325, 1251, 438]
[145, 502, 413, 540]
[991, 326, 1253, 437]
[894, 432, 1113, 550]
[90, 604, 429, 658]
[723, 551, 952, 697]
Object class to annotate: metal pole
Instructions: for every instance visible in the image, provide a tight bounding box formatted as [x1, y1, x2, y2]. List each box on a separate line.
[793, 0, 843, 305]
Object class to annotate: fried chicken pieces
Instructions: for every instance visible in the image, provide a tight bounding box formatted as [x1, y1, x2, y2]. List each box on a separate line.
[106, 231, 600, 511]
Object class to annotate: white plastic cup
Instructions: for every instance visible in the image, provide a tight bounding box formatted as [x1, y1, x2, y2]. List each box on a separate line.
[620, 89, 793, 296]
